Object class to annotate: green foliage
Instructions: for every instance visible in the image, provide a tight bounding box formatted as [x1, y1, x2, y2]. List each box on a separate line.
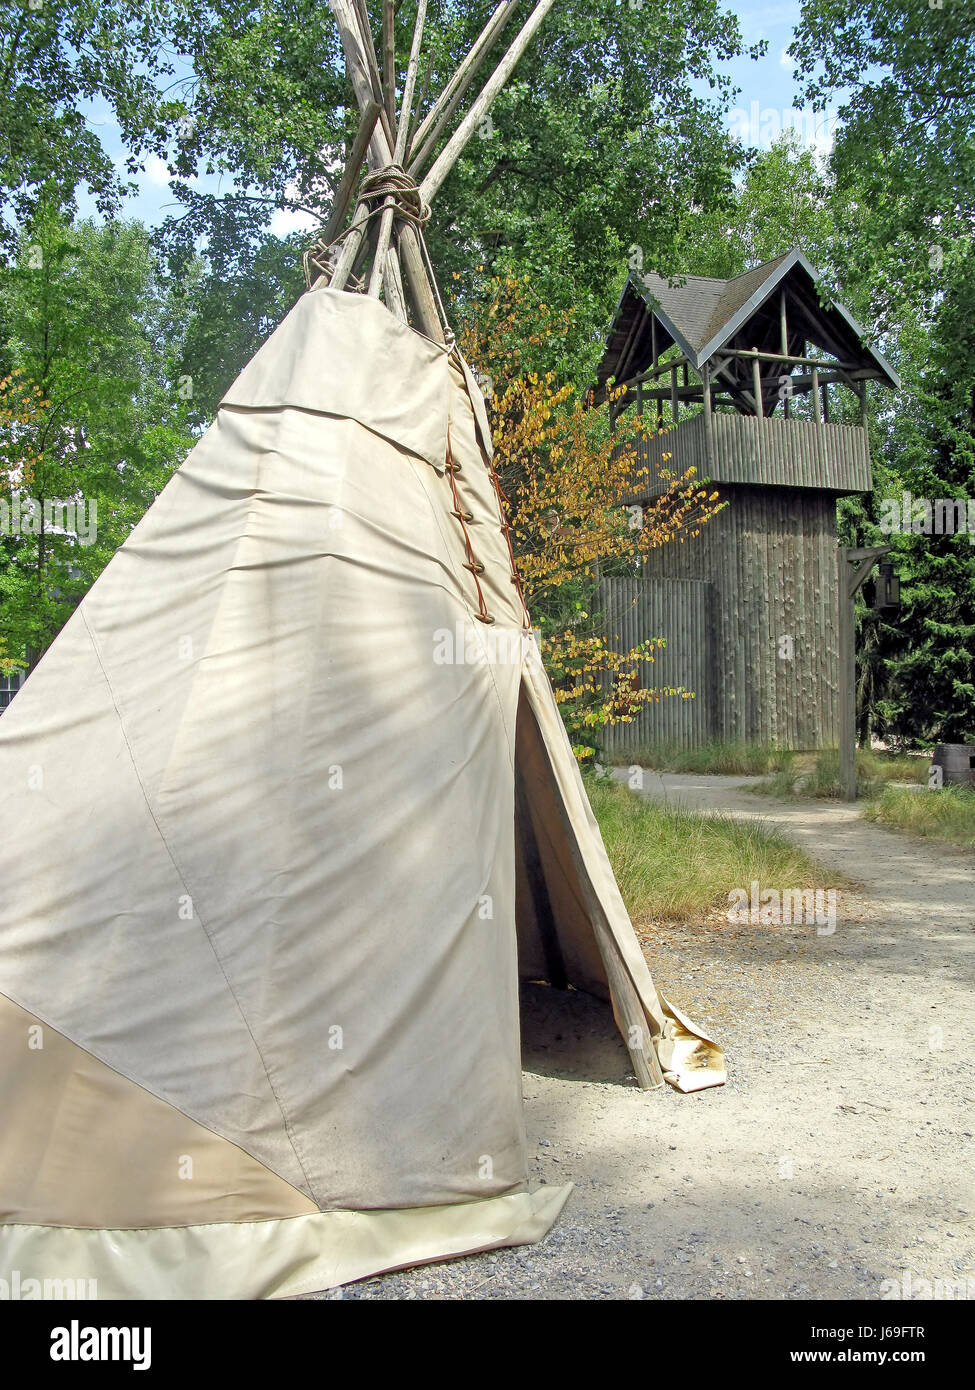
[169, 235, 307, 427]
[863, 781, 975, 850]
[670, 133, 837, 278]
[147, 0, 760, 379]
[786, 0, 975, 746]
[0, 0, 190, 257]
[793, 0, 975, 306]
[0, 211, 195, 662]
[1, 0, 972, 757]
[752, 747, 929, 800]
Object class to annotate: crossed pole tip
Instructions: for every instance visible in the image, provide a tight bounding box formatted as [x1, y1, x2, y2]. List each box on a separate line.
[321, 0, 555, 327]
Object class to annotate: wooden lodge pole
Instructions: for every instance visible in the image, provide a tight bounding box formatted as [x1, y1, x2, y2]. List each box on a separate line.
[382, 0, 396, 127]
[369, 0, 428, 301]
[409, 2, 518, 173]
[320, 99, 383, 252]
[328, 0, 444, 340]
[420, 0, 556, 205]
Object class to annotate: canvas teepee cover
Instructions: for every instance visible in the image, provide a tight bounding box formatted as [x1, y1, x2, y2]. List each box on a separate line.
[0, 0, 723, 1300]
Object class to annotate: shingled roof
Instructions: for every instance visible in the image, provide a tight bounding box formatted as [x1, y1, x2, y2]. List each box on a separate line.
[594, 249, 899, 401]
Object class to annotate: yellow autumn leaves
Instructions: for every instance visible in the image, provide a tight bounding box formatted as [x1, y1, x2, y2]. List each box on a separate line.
[456, 275, 722, 754]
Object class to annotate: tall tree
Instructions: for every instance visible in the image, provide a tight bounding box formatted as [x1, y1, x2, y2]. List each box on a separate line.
[793, 0, 975, 745]
[0, 0, 185, 258]
[0, 212, 194, 664]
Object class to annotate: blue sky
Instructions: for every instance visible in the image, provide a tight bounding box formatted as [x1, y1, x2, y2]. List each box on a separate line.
[77, 1, 825, 237]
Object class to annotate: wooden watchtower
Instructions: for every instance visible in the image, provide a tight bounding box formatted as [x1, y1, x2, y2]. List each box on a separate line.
[594, 249, 899, 752]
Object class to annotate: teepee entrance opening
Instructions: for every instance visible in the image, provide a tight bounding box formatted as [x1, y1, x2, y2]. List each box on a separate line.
[515, 690, 613, 1005]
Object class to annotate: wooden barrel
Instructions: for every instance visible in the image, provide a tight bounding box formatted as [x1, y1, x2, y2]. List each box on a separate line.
[931, 744, 975, 787]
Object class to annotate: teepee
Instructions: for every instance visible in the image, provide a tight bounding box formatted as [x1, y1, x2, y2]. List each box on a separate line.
[0, 0, 723, 1299]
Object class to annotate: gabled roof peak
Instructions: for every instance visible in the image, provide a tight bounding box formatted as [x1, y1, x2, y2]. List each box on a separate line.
[596, 247, 898, 396]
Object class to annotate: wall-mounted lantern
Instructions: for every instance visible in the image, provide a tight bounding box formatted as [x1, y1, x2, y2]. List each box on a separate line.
[874, 561, 901, 614]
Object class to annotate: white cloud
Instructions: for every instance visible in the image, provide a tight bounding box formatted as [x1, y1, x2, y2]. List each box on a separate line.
[269, 178, 320, 239]
[270, 206, 320, 238]
[143, 156, 173, 186]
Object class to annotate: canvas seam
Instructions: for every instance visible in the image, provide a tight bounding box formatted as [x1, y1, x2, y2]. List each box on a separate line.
[93, 437, 325, 1198]
[77, 605, 318, 1202]
[0, 1185, 557, 1235]
[405, 378, 517, 764]
[0, 988, 318, 1221]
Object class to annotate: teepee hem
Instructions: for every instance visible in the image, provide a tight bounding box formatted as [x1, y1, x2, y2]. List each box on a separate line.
[0, 1186, 573, 1299]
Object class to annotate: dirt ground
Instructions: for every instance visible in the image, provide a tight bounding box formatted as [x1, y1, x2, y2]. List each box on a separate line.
[316, 773, 975, 1301]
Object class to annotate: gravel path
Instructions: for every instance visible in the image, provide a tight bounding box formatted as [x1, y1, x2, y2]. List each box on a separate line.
[314, 773, 975, 1301]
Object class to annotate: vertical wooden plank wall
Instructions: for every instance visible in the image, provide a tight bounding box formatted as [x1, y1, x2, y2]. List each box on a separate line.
[628, 489, 840, 749]
[597, 578, 714, 753]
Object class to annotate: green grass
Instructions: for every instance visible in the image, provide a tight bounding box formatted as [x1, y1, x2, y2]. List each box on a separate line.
[856, 749, 930, 785]
[862, 783, 975, 850]
[612, 738, 795, 777]
[587, 773, 841, 923]
[752, 747, 930, 801]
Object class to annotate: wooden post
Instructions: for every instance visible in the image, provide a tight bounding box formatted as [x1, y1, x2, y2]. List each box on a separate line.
[838, 546, 889, 800]
[651, 317, 663, 431]
[752, 354, 764, 423]
[636, 377, 643, 421]
[780, 289, 790, 418]
[670, 366, 679, 427]
[822, 378, 830, 423]
[837, 548, 855, 802]
[779, 288, 788, 356]
[858, 379, 868, 430]
[811, 366, 822, 424]
[702, 363, 715, 472]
